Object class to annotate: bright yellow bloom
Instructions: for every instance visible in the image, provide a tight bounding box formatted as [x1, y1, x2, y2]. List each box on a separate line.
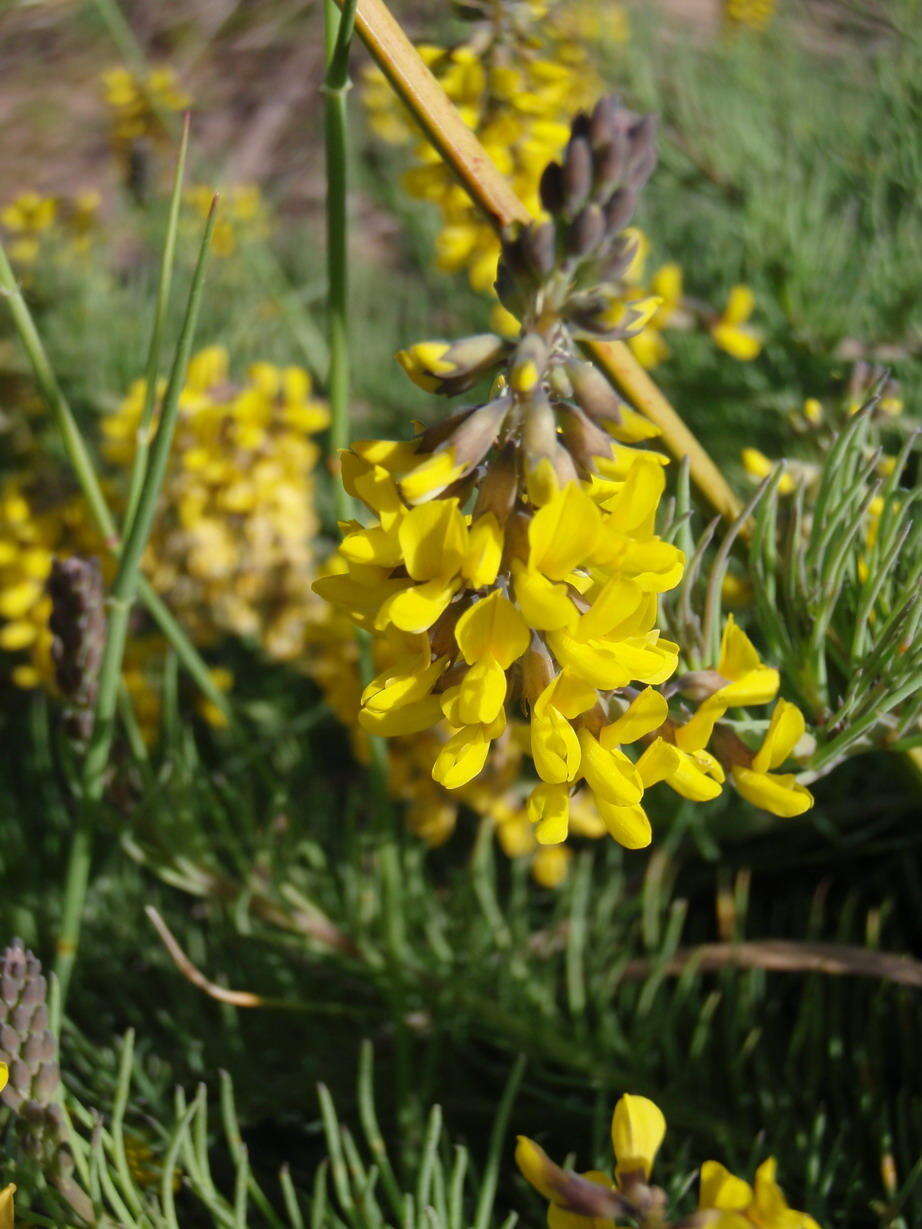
[518, 1093, 820, 1228]
[724, 0, 777, 30]
[104, 346, 329, 658]
[730, 699, 814, 817]
[700, 1157, 821, 1227]
[1, 192, 56, 263]
[101, 65, 189, 145]
[317, 443, 683, 849]
[712, 285, 762, 360]
[675, 616, 779, 749]
[0, 1183, 13, 1229]
[741, 448, 796, 494]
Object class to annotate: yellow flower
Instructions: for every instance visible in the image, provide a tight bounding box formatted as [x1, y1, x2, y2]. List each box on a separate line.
[675, 616, 779, 750]
[517, 1093, 666, 1224]
[518, 1092, 820, 1229]
[712, 285, 762, 360]
[101, 65, 189, 146]
[104, 347, 328, 659]
[700, 1157, 821, 1227]
[0, 1183, 13, 1229]
[730, 699, 814, 817]
[317, 447, 682, 850]
[362, 12, 596, 291]
[1, 192, 56, 263]
[741, 448, 795, 495]
[724, 0, 777, 30]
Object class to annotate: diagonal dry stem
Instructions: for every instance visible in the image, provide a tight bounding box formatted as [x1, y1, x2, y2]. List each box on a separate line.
[338, 0, 742, 521]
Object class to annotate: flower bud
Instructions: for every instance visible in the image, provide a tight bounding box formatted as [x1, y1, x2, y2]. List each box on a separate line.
[397, 333, 508, 395]
[511, 334, 547, 395]
[566, 203, 605, 258]
[563, 134, 593, 215]
[48, 556, 106, 745]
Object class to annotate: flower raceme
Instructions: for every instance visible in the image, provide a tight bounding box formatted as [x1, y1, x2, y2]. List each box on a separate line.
[517, 1091, 821, 1227]
[316, 96, 812, 848]
[316, 456, 683, 851]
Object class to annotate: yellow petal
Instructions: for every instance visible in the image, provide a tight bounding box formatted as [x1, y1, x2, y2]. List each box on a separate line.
[432, 724, 493, 789]
[379, 577, 459, 634]
[730, 767, 813, 817]
[529, 483, 600, 580]
[512, 562, 577, 631]
[398, 499, 467, 581]
[515, 1136, 557, 1201]
[0, 1184, 14, 1229]
[463, 513, 503, 588]
[527, 783, 571, 844]
[595, 799, 651, 849]
[455, 589, 530, 667]
[531, 705, 581, 784]
[752, 699, 806, 772]
[611, 1093, 666, 1181]
[400, 449, 465, 503]
[456, 658, 507, 724]
[601, 687, 668, 745]
[358, 696, 444, 738]
[578, 730, 643, 806]
[717, 616, 761, 681]
[577, 578, 644, 641]
[637, 739, 723, 802]
[698, 1160, 753, 1212]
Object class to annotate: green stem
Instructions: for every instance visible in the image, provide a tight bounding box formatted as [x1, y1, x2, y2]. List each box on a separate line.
[122, 113, 190, 537]
[51, 202, 217, 1021]
[0, 239, 230, 720]
[324, 0, 358, 526]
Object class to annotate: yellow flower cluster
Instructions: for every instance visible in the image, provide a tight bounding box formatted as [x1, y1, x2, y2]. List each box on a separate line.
[363, 15, 595, 291]
[103, 346, 329, 659]
[0, 473, 96, 689]
[518, 1091, 820, 1227]
[724, 0, 777, 31]
[186, 185, 267, 258]
[316, 443, 685, 852]
[101, 66, 189, 145]
[626, 251, 763, 370]
[668, 617, 813, 817]
[0, 471, 171, 739]
[0, 192, 55, 264]
[1, 191, 101, 264]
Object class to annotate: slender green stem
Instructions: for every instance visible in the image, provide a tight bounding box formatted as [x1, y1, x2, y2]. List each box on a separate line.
[0, 238, 230, 719]
[122, 113, 190, 537]
[324, 0, 358, 526]
[52, 202, 217, 1021]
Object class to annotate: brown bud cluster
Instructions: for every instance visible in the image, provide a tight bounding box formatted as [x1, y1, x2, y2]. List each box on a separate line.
[47, 555, 106, 744]
[0, 939, 65, 1156]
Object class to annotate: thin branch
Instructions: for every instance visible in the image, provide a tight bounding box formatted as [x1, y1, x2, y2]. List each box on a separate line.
[336, 0, 742, 521]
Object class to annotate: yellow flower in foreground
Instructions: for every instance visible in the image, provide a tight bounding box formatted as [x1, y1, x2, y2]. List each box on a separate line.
[712, 285, 762, 361]
[730, 699, 813, 817]
[675, 616, 779, 750]
[0, 1183, 13, 1229]
[700, 1157, 820, 1227]
[518, 1093, 820, 1227]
